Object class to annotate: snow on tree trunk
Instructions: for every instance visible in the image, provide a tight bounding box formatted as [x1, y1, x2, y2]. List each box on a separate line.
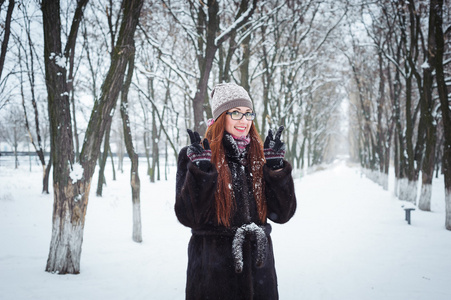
[46, 218, 83, 274]
[46, 181, 89, 274]
[406, 180, 417, 204]
[418, 184, 432, 211]
[394, 177, 399, 198]
[398, 178, 408, 200]
[131, 171, 142, 242]
[398, 178, 417, 204]
[381, 172, 389, 191]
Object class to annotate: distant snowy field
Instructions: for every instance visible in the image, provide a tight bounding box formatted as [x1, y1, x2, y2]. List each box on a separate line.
[1, 157, 450, 300]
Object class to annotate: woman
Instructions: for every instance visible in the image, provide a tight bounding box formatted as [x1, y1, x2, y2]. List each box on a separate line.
[175, 82, 297, 300]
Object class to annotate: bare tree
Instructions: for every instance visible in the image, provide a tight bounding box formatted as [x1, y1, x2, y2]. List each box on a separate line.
[0, 0, 14, 80]
[14, 4, 51, 193]
[432, 0, 451, 230]
[161, 0, 258, 134]
[0, 0, 15, 110]
[418, 0, 439, 211]
[120, 46, 142, 242]
[42, 0, 143, 274]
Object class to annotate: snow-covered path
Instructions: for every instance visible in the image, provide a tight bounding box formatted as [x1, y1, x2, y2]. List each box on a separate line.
[0, 160, 450, 299]
[275, 162, 450, 299]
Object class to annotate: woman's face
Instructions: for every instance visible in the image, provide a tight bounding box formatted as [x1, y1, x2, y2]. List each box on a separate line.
[224, 106, 253, 137]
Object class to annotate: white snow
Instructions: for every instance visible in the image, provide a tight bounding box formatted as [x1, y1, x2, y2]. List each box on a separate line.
[55, 54, 67, 69]
[0, 158, 450, 299]
[69, 162, 84, 182]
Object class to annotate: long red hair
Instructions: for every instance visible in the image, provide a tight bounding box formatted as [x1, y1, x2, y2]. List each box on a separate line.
[205, 113, 267, 227]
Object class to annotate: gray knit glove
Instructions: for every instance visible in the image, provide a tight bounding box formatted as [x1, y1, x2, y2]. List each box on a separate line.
[186, 129, 212, 171]
[264, 126, 286, 170]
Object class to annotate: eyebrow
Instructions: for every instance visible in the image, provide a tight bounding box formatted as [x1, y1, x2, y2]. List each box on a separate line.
[231, 108, 253, 113]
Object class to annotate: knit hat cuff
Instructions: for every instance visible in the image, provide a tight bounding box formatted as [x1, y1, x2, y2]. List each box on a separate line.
[213, 98, 253, 120]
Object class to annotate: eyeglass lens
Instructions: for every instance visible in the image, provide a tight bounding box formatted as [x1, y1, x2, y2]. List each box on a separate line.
[229, 111, 255, 120]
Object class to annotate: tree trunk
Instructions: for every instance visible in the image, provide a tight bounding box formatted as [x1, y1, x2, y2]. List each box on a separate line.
[143, 130, 151, 178]
[71, 92, 80, 160]
[394, 128, 400, 197]
[42, 0, 80, 273]
[376, 51, 386, 187]
[151, 94, 157, 183]
[0, 0, 14, 80]
[165, 141, 168, 181]
[43, 153, 52, 194]
[109, 146, 116, 181]
[44, 0, 143, 274]
[393, 63, 407, 199]
[432, 0, 451, 230]
[419, 0, 437, 211]
[383, 121, 394, 191]
[120, 46, 142, 242]
[96, 122, 112, 196]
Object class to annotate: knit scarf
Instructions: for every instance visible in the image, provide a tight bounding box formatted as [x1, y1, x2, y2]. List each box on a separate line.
[232, 135, 250, 153]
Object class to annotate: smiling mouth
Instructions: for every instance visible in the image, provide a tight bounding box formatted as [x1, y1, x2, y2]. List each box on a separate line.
[235, 126, 246, 132]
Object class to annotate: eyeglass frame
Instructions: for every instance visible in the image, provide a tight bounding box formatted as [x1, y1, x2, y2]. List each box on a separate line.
[225, 111, 256, 121]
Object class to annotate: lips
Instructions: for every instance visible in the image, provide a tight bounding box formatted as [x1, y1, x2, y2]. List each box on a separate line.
[235, 126, 246, 132]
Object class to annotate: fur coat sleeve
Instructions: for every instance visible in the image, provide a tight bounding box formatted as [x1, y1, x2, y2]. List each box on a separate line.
[174, 146, 218, 228]
[263, 160, 297, 224]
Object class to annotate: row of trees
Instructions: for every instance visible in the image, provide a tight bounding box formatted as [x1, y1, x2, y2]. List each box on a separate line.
[346, 0, 451, 228]
[1, 0, 348, 274]
[0, 0, 449, 275]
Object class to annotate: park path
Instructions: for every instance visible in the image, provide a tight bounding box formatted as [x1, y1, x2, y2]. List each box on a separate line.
[272, 161, 450, 300]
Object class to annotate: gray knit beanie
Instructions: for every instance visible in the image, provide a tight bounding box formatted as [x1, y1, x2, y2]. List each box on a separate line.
[210, 83, 253, 120]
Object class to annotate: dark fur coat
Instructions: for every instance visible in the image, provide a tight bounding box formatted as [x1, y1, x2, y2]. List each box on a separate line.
[175, 135, 297, 300]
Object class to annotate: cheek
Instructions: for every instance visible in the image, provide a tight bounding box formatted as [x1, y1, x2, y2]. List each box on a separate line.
[245, 124, 252, 135]
[225, 119, 234, 134]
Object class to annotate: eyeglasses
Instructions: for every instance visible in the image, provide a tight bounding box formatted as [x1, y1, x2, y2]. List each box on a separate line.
[226, 111, 256, 121]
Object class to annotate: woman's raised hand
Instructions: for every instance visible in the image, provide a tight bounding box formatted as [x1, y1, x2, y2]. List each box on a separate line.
[187, 129, 212, 171]
[263, 126, 286, 170]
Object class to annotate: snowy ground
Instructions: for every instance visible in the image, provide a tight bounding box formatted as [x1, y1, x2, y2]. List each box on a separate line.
[0, 157, 450, 300]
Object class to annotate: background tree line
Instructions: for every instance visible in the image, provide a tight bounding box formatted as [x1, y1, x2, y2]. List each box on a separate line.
[0, 0, 449, 274]
[343, 0, 450, 229]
